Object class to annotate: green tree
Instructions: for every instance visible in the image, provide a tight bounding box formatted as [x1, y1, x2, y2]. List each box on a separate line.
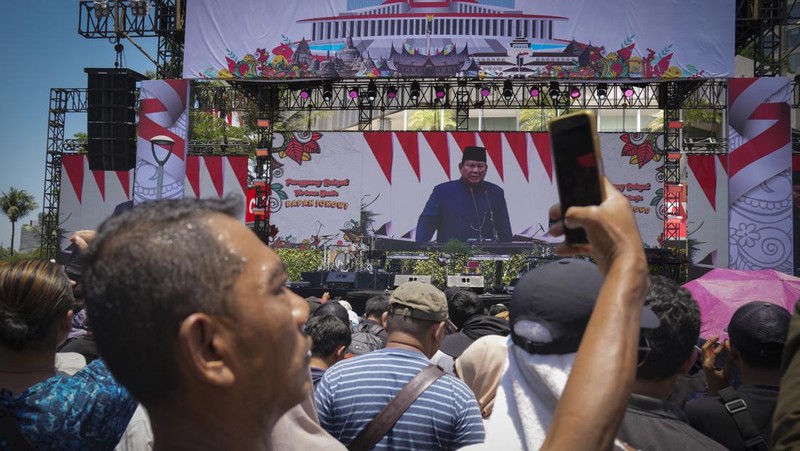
[0, 187, 38, 256]
[407, 110, 456, 131]
[519, 108, 559, 131]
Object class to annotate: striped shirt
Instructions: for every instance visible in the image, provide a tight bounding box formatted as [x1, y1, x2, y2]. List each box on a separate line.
[315, 348, 485, 450]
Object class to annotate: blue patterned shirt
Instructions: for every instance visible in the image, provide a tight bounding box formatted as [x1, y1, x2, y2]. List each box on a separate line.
[315, 348, 485, 450]
[1, 359, 137, 451]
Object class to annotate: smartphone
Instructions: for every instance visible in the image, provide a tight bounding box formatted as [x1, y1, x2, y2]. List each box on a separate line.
[547, 110, 606, 245]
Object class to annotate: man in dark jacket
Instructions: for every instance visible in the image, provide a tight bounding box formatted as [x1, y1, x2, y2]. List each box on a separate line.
[416, 146, 512, 243]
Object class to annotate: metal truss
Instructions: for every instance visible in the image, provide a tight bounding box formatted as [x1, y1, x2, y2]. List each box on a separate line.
[683, 137, 729, 155]
[41, 79, 800, 257]
[78, 0, 184, 78]
[204, 79, 733, 113]
[42, 89, 89, 259]
[659, 82, 683, 258]
[753, 0, 786, 77]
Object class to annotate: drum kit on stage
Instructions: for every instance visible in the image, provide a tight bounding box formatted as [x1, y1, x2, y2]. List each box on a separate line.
[317, 229, 378, 273]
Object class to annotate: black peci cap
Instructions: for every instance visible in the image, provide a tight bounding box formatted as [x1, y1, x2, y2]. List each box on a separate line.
[727, 301, 791, 359]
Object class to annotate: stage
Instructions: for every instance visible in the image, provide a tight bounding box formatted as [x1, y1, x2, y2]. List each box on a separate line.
[290, 283, 511, 317]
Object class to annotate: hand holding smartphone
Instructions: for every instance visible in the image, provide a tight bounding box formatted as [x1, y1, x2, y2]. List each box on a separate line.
[547, 110, 606, 245]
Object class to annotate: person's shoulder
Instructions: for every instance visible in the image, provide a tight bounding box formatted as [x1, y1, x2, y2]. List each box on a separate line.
[433, 180, 461, 192]
[438, 372, 479, 398]
[484, 181, 505, 192]
[684, 394, 726, 418]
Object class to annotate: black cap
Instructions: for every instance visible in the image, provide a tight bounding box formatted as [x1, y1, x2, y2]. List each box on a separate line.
[727, 301, 791, 359]
[462, 146, 487, 163]
[510, 258, 660, 355]
[64, 243, 84, 281]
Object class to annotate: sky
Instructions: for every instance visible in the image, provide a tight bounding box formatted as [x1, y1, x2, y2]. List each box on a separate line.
[0, 2, 156, 251]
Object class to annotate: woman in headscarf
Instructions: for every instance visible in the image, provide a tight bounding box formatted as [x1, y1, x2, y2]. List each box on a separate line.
[455, 334, 509, 419]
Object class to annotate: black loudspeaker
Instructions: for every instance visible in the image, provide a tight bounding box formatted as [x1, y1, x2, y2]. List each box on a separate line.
[326, 272, 357, 288]
[301, 271, 325, 286]
[85, 68, 146, 171]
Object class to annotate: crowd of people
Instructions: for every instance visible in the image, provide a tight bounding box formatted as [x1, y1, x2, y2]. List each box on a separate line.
[2, 180, 800, 450]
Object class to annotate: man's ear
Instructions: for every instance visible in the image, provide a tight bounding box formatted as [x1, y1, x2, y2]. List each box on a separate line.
[177, 313, 236, 388]
[727, 340, 741, 363]
[335, 344, 347, 361]
[381, 312, 389, 330]
[433, 320, 447, 341]
[679, 348, 698, 374]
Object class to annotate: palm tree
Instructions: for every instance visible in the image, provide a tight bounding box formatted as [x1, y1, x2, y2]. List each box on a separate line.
[0, 187, 38, 256]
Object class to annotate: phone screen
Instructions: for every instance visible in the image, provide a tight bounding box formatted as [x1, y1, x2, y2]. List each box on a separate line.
[549, 112, 604, 244]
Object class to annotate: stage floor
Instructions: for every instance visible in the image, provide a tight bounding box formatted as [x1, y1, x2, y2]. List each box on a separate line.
[293, 286, 510, 317]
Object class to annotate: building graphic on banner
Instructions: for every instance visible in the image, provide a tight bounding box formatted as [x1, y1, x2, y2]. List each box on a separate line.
[188, 0, 731, 80]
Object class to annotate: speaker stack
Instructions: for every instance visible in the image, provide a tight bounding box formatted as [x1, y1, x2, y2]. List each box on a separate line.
[85, 68, 146, 171]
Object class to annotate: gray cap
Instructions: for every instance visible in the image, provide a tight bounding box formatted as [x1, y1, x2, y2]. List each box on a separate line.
[389, 281, 448, 322]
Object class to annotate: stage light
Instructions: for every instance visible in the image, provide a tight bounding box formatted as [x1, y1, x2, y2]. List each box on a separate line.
[480, 84, 491, 97]
[622, 84, 635, 98]
[502, 79, 513, 99]
[549, 81, 560, 100]
[569, 85, 580, 99]
[529, 84, 541, 98]
[410, 81, 421, 101]
[130, 0, 149, 16]
[367, 80, 378, 101]
[386, 85, 398, 100]
[434, 85, 446, 99]
[93, 0, 110, 18]
[597, 83, 608, 100]
[322, 82, 333, 102]
[299, 87, 311, 100]
[348, 87, 359, 99]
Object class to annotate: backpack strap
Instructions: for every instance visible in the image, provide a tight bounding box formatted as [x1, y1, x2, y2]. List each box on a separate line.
[347, 364, 445, 451]
[367, 322, 385, 336]
[0, 402, 36, 451]
[717, 387, 768, 451]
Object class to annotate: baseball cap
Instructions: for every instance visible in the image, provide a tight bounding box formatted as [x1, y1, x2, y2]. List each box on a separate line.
[389, 281, 448, 322]
[510, 258, 660, 355]
[727, 301, 791, 358]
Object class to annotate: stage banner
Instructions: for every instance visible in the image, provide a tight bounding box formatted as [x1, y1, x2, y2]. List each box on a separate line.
[134, 79, 190, 205]
[268, 131, 663, 250]
[59, 154, 249, 255]
[184, 0, 733, 80]
[686, 154, 729, 278]
[58, 154, 133, 253]
[728, 77, 793, 273]
[184, 155, 250, 222]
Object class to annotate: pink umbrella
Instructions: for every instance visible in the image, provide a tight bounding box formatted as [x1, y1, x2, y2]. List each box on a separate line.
[683, 268, 800, 340]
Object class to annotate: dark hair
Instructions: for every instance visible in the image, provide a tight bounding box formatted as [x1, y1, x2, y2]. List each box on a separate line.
[448, 290, 485, 329]
[0, 259, 74, 351]
[307, 315, 352, 358]
[312, 301, 350, 330]
[82, 197, 243, 404]
[365, 294, 389, 318]
[306, 297, 322, 316]
[489, 303, 508, 316]
[444, 287, 463, 302]
[636, 275, 700, 381]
